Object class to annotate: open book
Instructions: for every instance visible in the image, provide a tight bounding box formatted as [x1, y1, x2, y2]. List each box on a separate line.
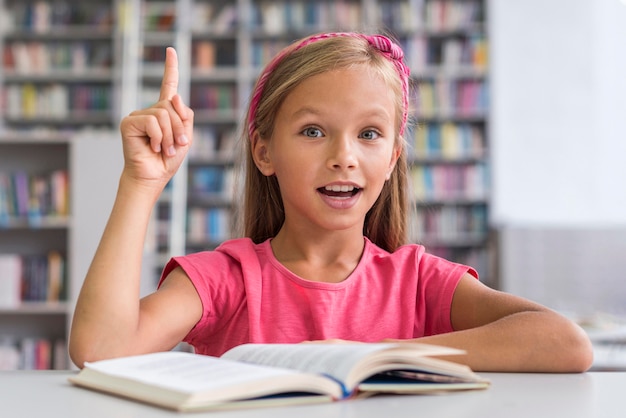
[68, 343, 489, 412]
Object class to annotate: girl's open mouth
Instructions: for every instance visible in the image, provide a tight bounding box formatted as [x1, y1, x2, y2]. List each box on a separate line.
[318, 185, 361, 198]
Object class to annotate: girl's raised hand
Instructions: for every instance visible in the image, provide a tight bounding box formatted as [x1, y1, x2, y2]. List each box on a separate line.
[119, 47, 194, 190]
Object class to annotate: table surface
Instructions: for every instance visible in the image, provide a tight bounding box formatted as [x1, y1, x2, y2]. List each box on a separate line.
[1, 370, 623, 418]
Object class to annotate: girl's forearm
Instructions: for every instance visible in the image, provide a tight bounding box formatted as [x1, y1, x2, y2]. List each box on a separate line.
[69, 175, 162, 365]
[399, 311, 593, 373]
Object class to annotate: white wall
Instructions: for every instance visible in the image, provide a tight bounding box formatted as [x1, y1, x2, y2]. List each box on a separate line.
[489, 0, 626, 315]
[70, 134, 157, 305]
[500, 226, 626, 316]
[490, 0, 626, 227]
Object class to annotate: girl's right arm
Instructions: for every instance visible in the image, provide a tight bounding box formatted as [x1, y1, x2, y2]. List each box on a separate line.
[68, 48, 202, 368]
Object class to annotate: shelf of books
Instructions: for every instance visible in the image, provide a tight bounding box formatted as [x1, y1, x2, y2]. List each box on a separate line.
[0, 137, 71, 370]
[0, 0, 123, 369]
[0, 0, 121, 131]
[388, 0, 493, 286]
[186, 0, 252, 260]
[186, 0, 238, 259]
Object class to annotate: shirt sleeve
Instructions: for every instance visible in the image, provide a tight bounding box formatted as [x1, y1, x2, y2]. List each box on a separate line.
[157, 249, 246, 347]
[417, 251, 478, 336]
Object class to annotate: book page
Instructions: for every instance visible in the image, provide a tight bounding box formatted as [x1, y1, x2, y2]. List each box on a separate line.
[82, 351, 305, 394]
[222, 343, 402, 389]
[222, 343, 475, 391]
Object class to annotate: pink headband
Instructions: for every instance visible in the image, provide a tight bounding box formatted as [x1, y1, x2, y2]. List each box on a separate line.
[247, 32, 411, 139]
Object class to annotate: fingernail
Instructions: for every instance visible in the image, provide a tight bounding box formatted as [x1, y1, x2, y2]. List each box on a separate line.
[167, 146, 176, 156]
[178, 135, 189, 145]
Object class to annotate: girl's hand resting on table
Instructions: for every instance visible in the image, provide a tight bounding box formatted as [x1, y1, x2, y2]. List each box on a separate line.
[119, 47, 194, 190]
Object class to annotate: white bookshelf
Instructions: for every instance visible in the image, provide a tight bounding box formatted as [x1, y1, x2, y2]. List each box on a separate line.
[0, 0, 126, 369]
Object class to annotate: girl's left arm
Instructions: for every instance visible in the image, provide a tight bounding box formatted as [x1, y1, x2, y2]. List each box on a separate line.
[402, 273, 594, 372]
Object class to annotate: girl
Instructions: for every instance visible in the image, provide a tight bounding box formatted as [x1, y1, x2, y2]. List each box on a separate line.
[69, 33, 593, 372]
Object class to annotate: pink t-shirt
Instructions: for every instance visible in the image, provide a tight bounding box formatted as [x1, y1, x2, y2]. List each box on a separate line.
[160, 237, 477, 357]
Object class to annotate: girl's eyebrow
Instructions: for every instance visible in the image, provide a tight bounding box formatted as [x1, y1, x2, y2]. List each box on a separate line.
[290, 106, 392, 123]
[364, 109, 392, 124]
[290, 106, 323, 119]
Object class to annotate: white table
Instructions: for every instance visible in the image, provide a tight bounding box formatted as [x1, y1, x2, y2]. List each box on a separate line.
[1, 371, 622, 417]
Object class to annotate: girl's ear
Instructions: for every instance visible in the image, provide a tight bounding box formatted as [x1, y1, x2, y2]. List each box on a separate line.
[386, 144, 402, 180]
[251, 130, 275, 176]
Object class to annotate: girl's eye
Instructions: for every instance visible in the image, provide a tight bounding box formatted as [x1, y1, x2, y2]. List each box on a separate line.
[302, 127, 323, 137]
[360, 130, 380, 140]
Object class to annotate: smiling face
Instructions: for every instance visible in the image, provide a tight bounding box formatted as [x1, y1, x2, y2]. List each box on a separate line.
[252, 65, 401, 236]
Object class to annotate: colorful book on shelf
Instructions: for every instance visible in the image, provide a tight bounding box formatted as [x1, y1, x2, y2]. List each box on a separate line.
[0, 169, 69, 220]
[15, 251, 66, 303]
[46, 250, 64, 302]
[69, 343, 489, 412]
[194, 41, 216, 70]
[187, 207, 231, 244]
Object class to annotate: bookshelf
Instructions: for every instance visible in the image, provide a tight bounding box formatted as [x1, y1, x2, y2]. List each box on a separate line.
[0, 0, 493, 369]
[0, 0, 122, 131]
[385, 0, 492, 286]
[0, 0, 124, 369]
[186, 0, 239, 257]
[0, 135, 71, 370]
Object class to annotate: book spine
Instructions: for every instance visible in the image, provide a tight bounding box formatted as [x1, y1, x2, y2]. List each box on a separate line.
[413, 205, 488, 242]
[413, 122, 485, 160]
[11, 3, 114, 31]
[46, 250, 63, 302]
[5, 84, 111, 118]
[194, 41, 216, 70]
[186, 207, 231, 245]
[0, 169, 69, 223]
[425, 0, 483, 31]
[12, 171, 30, 218]
[142, 1, 176, 32]
[189, 84, 237, 112]
[5, 41, 113, 73]
[9, 251, 66, 303]
[416, 79, 487, 118]
[411, 164, 488, 201]
[0, 337, 67, 370]
[188, 166, 235, 200]
[188, 127, 218, 160]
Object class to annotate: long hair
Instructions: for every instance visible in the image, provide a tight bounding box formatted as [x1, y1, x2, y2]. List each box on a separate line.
[235, 34, 410, 252]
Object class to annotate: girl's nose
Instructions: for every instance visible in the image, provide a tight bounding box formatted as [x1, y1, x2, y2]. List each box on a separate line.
[326, 135, 358, 170]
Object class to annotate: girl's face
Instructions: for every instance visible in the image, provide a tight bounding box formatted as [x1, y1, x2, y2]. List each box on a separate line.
[253, 65, 401, 235]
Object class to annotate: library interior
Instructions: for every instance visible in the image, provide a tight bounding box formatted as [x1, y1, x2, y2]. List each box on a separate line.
[0, 0, 625, 388]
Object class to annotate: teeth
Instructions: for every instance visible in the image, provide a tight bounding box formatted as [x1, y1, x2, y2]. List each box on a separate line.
[325, 185, 355, 192]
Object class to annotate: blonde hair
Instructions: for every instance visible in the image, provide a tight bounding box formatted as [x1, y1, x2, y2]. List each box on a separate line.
[237, 34, 410, 252]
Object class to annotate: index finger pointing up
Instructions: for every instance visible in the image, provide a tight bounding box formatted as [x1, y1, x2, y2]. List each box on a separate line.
[159, 47, 179, 101]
